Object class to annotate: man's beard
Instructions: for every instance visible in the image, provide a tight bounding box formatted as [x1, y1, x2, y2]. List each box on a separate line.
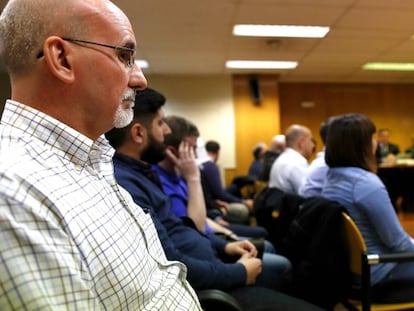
[141, 133, 167, 164]
[113, 104, 134, 128]
[113, 89, 136, 128]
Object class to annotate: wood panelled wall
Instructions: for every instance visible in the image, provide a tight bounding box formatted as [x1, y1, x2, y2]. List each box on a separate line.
[279, 83, 414, 153]
[230, 79, 414, 184]
[226, 74, 281, 185]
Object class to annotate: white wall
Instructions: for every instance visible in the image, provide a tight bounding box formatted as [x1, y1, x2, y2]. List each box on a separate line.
[146, 74, 236, 169]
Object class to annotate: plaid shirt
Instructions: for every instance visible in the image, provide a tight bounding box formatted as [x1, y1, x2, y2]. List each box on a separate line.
[0, 100, 201, 310]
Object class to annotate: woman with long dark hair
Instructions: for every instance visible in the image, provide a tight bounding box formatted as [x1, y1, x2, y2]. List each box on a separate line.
[322, 113, 414, 290]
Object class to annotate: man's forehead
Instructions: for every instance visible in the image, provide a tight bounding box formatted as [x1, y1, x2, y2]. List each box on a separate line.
[157, 108, 165, 118]
[83, 0, 136, 46]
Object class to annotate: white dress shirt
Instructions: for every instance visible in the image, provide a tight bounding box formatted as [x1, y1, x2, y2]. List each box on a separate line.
[0, 100, 201, 310]
[268, 147, 309, 194]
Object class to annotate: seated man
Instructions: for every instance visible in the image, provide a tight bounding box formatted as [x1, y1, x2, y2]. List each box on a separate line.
[153, 116, 267, 240]
[106, 88, 323, 310]
[197, 139, 266, 237]
[0, 0, 200, 310]
[375, 128, 400, 164]
[199, 140, 252, 224]
[269, 125, 315, 194]
[249, 142, 268, 179]
[299, 117, 333, 197]
[258, 134, 286, 182]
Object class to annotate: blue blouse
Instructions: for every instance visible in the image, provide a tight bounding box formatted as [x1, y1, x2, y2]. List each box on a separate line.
[322, 166, 414, 285]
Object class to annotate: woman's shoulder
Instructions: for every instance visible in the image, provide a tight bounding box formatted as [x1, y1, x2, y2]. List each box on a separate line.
[330, 166, 381, 186]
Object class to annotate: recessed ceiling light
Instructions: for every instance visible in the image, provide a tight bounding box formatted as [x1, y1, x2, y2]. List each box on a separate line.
[136, 59, 149, 69]
[226, 60, 298, 69]
[363, 62, 414, 71]
[233, 24, 330, 38]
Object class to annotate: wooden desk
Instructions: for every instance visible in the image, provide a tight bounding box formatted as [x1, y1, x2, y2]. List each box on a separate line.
[378, 161, 414, 212]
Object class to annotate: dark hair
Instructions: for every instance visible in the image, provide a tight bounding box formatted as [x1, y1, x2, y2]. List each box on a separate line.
[205, 140, 220, 154]
[164, 115, 199, 149]
[320, 116, 335, 145]
[105, 88, 166, 149]
[325, 113, 377, 172]
[253, 145, 262, 159]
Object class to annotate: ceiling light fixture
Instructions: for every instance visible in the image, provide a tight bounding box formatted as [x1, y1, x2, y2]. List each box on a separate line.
[233, 24, 330, 38]
[226, 60, 298, 69]
[363, 62, 414, 71]
[136, 59, 149, 69]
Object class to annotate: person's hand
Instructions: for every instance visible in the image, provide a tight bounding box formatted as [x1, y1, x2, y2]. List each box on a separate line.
[216, 199, 229, 208]
[383, 153, 396, 164]
[216, 200, 229, 215]
[215, 218, 230, 226]
[243, 199, 254, 210]
[237, 253, 262, 285]
[225, 240, 258, 257]
[165, 141, 199, 181]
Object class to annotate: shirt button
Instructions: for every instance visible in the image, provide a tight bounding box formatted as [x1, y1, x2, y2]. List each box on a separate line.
[75, 164, 82, 171]
[90, 150, 97, 156]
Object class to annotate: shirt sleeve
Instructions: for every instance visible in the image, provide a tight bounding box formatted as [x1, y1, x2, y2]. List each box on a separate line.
[355, 174, 414, 252]
[290, 164, 308, 194]
[201, 162, 242, 203]
[147, 206, 246, 290]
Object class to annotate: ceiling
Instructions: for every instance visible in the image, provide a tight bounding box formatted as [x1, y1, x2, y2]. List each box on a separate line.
[3, 0, 414, 83]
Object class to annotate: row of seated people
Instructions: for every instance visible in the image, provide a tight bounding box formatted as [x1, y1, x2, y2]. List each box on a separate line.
[225, 134, 286, 199]
[247, 124, 414, 213]
[249, 114, 414, 308]
[105, 88, 323, 311]
[3, 0, 413, 308]
[107, 86, 414, 309]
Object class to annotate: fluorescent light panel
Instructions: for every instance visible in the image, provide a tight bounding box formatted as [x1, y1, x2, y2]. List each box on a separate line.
[226, 60, 298, 69]
[233, 24, 330, 38]
[363, 62, 414, 71]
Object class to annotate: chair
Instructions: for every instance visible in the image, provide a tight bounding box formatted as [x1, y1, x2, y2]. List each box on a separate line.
[341, 212, 414, 311]
[253, 180, 268, 199]
[197, 289, 243, 311]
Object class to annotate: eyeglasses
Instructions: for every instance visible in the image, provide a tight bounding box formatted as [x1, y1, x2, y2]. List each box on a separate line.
[37, 37, 136, 68]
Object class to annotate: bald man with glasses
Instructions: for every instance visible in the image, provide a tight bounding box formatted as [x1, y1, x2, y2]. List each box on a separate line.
[0, 0, 201, 309]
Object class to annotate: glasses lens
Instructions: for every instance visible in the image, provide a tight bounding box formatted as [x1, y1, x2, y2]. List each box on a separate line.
[128, 51, 135, 68]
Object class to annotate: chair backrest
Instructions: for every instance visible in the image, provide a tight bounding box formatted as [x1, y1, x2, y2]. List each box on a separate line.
[253, 180, 268, 198]
[341, 212, 367, 275]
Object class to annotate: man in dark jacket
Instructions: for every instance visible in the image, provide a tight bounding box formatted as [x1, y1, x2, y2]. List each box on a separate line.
[105, 87, 323, 311]
[375, 128, 400, 164]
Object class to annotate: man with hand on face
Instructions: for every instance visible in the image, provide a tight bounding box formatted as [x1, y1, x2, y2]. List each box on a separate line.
[106, 88, 324, 311]
[0, 0, 201, 310]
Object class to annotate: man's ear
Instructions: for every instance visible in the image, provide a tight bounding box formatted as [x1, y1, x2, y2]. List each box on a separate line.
[296, 136, 305, 151]
[42, 36, 75, 84]
[130, 123, 145, 144]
